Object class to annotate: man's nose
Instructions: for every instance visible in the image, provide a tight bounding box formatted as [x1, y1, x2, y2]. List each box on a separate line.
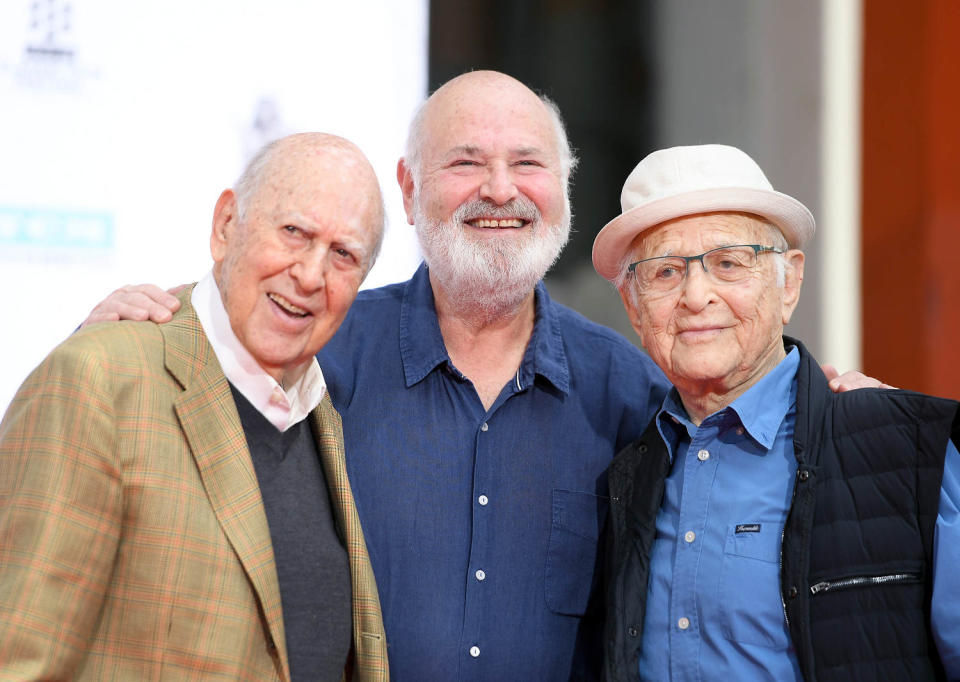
[290, 248, 328, 292]
[678, 258, 716, 311]
[479, 163, 519, 205]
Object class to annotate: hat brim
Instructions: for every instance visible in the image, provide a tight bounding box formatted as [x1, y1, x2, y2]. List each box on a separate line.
[591, 186, 815, 282]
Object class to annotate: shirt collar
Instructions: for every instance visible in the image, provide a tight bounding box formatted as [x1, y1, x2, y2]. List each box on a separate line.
[728, 345, 799, 448]
[192, 271, 327, 432]
[656, 345, 800, 455]
[398, 263, 570, 394]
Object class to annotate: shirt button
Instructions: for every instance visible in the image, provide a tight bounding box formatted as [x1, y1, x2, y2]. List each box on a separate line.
[684, 531, 696, 543]
[269, 388, 285, 405]
[736, 426, 745, 435]
[478, 495, 489, 506]
[678, 617, 690, 630]
[697, 449, 710, 461]
[469, 646, 480, 658]
[480, 422, 489, 432]
[475, 569, 486, 581]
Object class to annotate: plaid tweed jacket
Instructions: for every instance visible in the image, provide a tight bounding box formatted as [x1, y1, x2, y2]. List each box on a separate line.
[0, 290, 388, 681]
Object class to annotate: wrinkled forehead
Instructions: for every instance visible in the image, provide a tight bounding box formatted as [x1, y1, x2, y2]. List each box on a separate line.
[632, 211, 777, 256]
[422, 85, 560, 159]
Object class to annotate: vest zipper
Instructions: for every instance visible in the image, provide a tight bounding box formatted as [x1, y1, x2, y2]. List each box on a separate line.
[780, 467, 803, 628]
[809, 572, 921, 595]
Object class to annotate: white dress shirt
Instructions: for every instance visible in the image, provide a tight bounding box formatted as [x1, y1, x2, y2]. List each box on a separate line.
[192, 271, 326, 432]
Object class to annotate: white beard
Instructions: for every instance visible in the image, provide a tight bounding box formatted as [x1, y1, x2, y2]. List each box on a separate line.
[414, 196, 571, 317]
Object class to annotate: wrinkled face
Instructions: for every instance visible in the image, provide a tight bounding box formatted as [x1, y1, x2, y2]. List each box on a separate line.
[211, 151, 378, 383]
[401, 75, 570, 306]
[620, 212, 804, 399]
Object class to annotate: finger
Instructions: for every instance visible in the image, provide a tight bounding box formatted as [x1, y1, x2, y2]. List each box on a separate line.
[821, 364, 839, 381]
[828, 370, 894, 392]
[120, 284, 181, 311]
[115, 299, 174, 323]
[81, 310, 121, 326]
[80, 287, 177, 328]
[166, 283, 189, 296]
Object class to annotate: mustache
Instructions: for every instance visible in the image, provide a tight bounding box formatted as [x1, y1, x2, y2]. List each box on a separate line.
[453, 198, 541, 224]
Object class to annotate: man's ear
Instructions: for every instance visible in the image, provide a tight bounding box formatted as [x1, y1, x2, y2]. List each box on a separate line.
[397, 158, 416, 226]
[781, 249, 805, 325]
[210, 189, 237, 263]
[617, 284, 645, 339]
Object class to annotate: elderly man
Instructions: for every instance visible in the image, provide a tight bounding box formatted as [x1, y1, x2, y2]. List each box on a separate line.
[0, 133, 388, 681]
[82, 70, 668, 680]
[593, 144, 960, 681]
[79, 74, 875, 680]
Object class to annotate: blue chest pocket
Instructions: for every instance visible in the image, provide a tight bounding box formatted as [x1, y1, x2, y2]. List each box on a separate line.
[544, 489, 607, 616]
[718, 521, 792, 649]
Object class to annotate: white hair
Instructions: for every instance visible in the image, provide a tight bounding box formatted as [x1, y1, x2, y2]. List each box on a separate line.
[414, 195, 571, 319]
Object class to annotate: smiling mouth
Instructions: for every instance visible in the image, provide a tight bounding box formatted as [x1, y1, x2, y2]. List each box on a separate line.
[268, 293, 309, 317]
[678, 326, 725, 339]
[467, 218, 527, 229]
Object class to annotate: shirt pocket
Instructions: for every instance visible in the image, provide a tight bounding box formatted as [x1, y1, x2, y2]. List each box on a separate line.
[718, 521, 791, 649]
[544, 489, 606, 616]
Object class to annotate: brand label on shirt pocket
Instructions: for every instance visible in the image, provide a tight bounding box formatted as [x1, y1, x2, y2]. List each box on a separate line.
[718, 520, 791, 649]
[544, 489, 607, 616]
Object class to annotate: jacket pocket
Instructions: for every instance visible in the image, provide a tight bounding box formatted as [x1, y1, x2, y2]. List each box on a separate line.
[544, 489, 607, 616]
[718, 521, 792, 649]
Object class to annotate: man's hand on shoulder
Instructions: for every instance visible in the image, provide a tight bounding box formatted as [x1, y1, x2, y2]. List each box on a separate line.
[822, 364, 896, 392]
[81, 284, 183, 327]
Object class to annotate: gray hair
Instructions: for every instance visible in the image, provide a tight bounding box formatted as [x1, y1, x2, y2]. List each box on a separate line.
[234, 137, 284, 222]
[403, 90, 579, 194]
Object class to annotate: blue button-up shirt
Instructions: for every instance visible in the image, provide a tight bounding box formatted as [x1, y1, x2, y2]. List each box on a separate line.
[639, 348, 960, 680]
[319, 264, 668, 681]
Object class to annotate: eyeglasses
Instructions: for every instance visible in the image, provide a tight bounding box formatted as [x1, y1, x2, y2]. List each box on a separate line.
[627, 244, 784, 294]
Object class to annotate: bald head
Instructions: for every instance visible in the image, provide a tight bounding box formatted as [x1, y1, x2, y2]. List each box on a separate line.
[210, 132, 385, 383]
[404, 71, 577, 190]
[235, 132, 386, 266]
[395, 71, 575, 318]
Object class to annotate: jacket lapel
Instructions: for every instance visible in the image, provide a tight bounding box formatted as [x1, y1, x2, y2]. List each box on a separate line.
[310, 395, 388, 678]
[162, 291, 290, 681]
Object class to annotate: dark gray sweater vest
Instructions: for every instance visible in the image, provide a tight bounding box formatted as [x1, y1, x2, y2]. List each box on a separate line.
[229, 384, 351, 682]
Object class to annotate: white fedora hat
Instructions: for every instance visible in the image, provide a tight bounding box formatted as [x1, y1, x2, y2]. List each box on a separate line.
[592, 144, 815, 282]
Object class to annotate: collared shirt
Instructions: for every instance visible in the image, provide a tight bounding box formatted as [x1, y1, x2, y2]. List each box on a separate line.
[319, 263, 669, 681]
[192, 271, 326, 431]
[639, 348, 960, 680]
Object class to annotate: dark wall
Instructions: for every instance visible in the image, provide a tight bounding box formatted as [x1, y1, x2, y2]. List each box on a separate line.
[428, 0, 656, 282]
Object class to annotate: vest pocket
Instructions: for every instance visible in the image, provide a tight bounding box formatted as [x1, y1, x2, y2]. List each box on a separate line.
[544, 489, 607, 616]
[718, 521, 792, 649]
[809, 572, 921, 596]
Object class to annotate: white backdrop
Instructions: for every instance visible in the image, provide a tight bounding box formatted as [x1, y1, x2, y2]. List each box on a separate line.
[0, 0, 427, 414]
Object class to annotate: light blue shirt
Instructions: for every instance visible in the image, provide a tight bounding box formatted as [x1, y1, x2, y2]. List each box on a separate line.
[638, 348, 960, 680]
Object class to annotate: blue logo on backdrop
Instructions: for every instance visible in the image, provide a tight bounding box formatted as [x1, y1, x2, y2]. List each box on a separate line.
[0, 207, 114, 262]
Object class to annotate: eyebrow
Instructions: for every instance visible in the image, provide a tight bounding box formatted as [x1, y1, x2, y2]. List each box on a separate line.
[444, 145, 548, 158]
[512, 146, 546, 157]
[446, 145, 482, 157]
